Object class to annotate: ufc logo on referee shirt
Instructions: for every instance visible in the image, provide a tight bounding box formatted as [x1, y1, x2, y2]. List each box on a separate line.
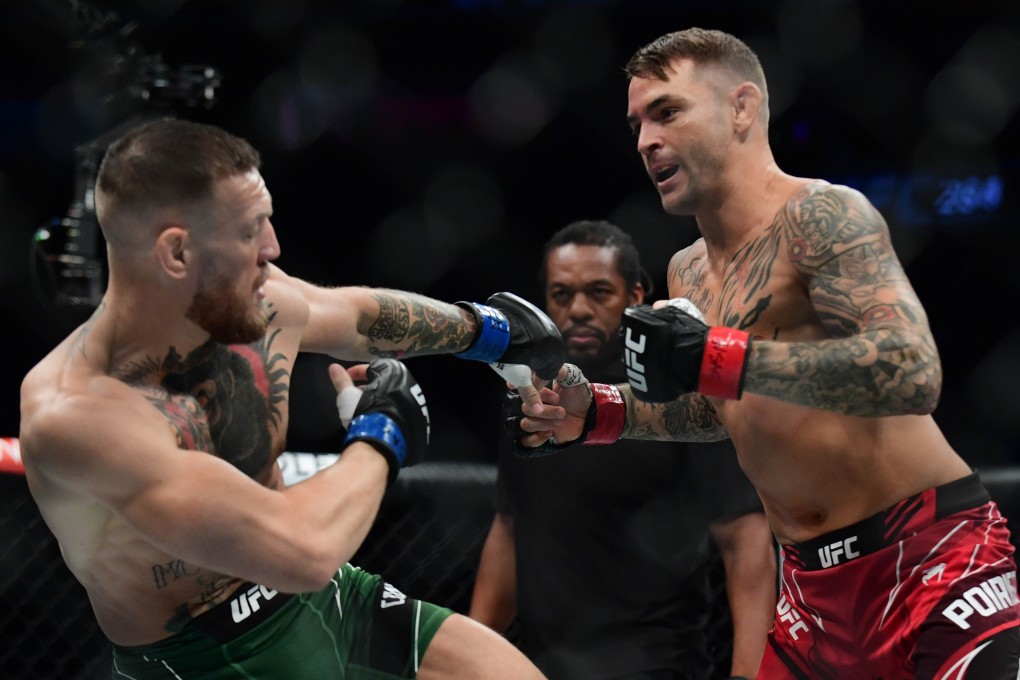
[623, 329, 648, 392]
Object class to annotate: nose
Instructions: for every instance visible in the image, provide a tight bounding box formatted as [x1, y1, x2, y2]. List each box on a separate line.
[636, 124, 661, 158]
[260, 220, 281, 262]
[568, 293, 595, 320]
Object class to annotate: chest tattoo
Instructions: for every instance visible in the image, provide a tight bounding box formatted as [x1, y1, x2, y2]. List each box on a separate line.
[120, 327, 289, 479]
[671, 256, 715, 313]
[718, 226, 780, 330]
[673, 225, 783, 333]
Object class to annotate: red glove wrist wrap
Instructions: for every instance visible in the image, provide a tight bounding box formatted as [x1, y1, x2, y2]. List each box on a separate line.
[699, 327, 751, 399]
[584, 383, 625, 445]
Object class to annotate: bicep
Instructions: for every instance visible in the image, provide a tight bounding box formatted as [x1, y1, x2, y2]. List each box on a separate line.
[789, 186, 928, 338]
[291, 277, 369, 358]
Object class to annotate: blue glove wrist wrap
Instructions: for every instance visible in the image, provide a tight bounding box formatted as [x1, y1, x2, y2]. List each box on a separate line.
[455, 304, 510, 362]
[344, 413, 406, 466]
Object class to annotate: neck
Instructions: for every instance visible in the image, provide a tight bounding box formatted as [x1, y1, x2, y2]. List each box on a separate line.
[695, 154, 788, 254]
[100, 280, 213, 375]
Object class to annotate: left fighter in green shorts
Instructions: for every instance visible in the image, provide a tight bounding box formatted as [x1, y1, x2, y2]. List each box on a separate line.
[18, 117, 554, 679]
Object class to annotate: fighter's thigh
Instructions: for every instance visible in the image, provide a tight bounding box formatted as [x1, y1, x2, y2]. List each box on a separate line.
[909, 538, 1020, 678]
[416, 613, 546, 680]
[916, 625, 1020, 679]
[754, 633, 812, 680]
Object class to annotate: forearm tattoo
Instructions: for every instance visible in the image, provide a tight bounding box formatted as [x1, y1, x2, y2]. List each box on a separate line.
[745, 184, 941, 416]
[366, 291, 474, 357]
[620, 385, 726, 443]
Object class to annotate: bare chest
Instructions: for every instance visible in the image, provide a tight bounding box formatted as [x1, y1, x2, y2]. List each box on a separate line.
[669, 227, 821, 342]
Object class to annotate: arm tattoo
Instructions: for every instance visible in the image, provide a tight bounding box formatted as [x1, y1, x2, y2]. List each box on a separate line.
[366, 292, 474, 357]
[747, 184, 941, 416]
[620, 385, 727, 442]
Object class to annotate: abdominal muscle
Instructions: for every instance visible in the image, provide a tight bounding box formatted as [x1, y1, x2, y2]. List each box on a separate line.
[71, 457, 288, 646]
[64, 508, 245, 647]
[28, 462, 273, 647]
[717, 394, 972, 546]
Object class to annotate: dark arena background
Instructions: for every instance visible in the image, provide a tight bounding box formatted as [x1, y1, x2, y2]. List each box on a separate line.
[1, 1, 1020, 678]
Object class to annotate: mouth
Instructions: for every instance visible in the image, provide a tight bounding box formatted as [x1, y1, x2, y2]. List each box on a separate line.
[652, 164, 680, 187]
[254, 275, 269, 300]
[564, 329, 603, 350]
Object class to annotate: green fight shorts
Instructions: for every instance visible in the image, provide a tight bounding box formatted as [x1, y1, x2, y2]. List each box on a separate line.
[111, 563, 453, 679]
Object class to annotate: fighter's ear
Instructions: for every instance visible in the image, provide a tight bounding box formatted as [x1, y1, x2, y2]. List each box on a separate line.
[732, 81, 763, 134]
[155, 226, 191, 279]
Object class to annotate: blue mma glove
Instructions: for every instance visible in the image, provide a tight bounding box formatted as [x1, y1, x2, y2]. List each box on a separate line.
[455, 292, 566, 382]
[338, 359, 430, 485]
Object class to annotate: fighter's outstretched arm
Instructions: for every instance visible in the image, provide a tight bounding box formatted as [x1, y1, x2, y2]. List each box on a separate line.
[282, 268, 564, 384]
[507, 364, 728, 454]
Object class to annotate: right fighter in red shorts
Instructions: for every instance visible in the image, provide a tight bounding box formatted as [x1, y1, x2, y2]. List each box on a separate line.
[766, 473, 1018, 678]
[508, 28, 1020, 677]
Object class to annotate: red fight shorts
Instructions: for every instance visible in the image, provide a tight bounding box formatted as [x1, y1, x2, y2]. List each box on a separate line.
[759, 472, 1020, 679]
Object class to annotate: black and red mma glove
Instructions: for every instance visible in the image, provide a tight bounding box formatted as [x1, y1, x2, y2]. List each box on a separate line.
[620, 299, 751, 403]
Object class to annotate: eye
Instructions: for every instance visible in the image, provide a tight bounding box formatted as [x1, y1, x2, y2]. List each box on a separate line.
[549, 290, 572, 306]
[659, 107, 679, 122]
[244, 217, 269, 241]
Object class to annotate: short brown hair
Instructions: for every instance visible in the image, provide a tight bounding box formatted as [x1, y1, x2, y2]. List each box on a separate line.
[625, 27, 768, 114]
[97, 117, 261, 216]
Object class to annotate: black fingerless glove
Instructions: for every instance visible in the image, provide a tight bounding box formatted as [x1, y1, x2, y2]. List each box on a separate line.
[341, 359, 430, 485]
